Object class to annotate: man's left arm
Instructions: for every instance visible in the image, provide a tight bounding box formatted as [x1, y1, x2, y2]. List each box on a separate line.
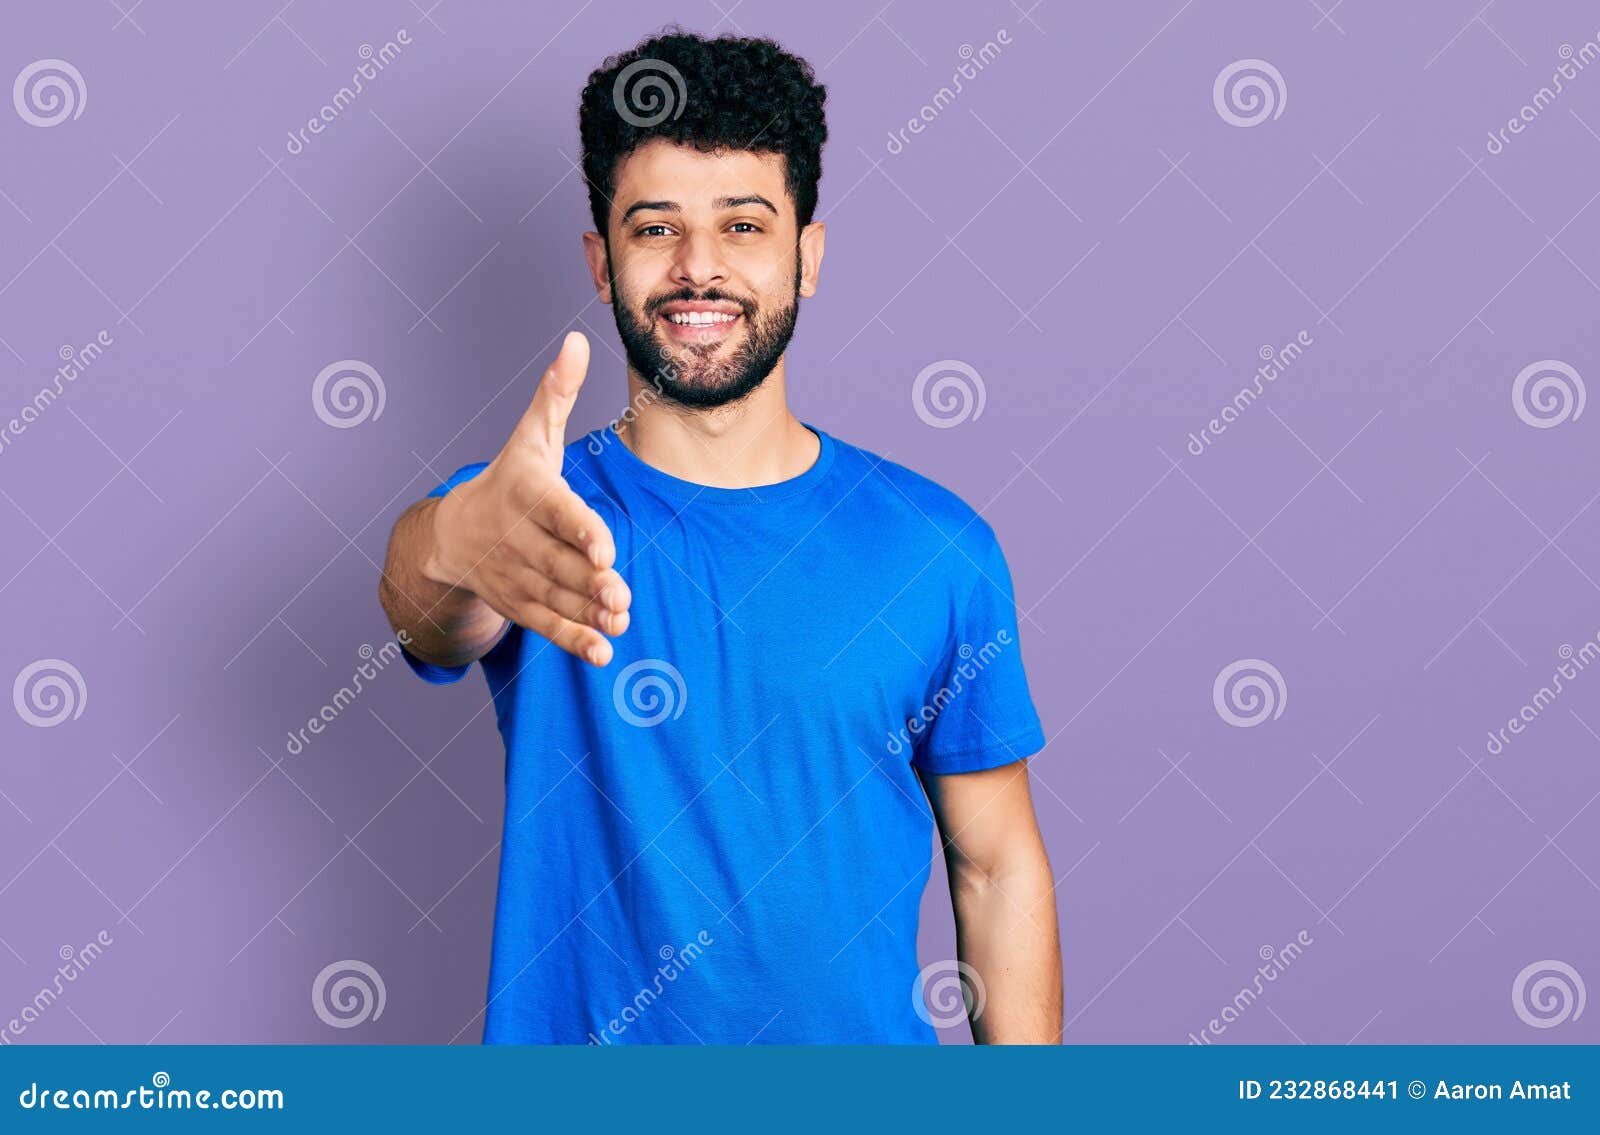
[922, 759, 1062, 1044]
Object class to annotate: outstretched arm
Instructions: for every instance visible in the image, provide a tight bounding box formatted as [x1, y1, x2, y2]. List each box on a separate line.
[378, 332, 632, 669]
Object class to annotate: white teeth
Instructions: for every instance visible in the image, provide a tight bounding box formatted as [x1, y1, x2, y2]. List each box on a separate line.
[666, 311, 736, 325]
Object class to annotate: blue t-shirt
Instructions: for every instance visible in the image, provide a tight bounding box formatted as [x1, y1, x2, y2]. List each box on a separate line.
[405, 425, 1045, 1043]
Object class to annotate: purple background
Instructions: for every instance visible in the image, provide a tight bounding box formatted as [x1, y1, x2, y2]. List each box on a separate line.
[2, 0, 1597, 1045]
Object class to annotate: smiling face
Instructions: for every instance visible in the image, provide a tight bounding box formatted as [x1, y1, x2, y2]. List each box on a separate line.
[585, 139, 825, 409]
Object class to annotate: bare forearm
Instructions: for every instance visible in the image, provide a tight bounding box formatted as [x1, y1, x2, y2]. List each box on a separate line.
[378, 497, 508, 667]
[951, 858, 1062, 1044]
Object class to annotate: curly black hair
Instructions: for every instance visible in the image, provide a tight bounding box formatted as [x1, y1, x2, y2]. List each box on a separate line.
[578, 29, 828, 239]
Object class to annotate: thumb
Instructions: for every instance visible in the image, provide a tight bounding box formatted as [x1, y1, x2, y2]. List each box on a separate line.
[509, 331, 590, 457]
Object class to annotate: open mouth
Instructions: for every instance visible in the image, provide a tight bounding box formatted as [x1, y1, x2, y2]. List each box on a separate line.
[657, 302, 745, 344]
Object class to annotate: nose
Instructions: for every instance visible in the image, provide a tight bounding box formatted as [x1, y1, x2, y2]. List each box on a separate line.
[668, 226, 728, 291]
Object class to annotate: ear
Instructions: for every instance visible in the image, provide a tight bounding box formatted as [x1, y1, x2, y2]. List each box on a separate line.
[581, 231, 613, 304]
[798, 220, 826, 299]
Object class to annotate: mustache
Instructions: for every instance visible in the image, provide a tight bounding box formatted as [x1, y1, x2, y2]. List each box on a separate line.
[647, 289, 754, 317]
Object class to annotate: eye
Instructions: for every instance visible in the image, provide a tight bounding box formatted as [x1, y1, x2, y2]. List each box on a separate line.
[729, 222, 761, 234]
[638, 224, 673, 238]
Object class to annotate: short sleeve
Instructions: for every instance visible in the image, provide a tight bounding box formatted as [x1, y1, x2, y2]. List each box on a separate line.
[910, 528, 1047, 775]
[400, 462, 491, 685]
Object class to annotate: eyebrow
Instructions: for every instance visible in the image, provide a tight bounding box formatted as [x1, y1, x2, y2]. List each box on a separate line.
[619, 194, 780, 224]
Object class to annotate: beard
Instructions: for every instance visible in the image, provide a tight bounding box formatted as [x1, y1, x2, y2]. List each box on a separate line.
[609, 253, 801, 410]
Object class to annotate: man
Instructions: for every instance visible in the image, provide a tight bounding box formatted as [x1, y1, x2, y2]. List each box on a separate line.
[379, 29, 1060, 1044]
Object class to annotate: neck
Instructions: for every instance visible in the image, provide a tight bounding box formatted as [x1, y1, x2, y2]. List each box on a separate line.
[614, 357, 819, 488]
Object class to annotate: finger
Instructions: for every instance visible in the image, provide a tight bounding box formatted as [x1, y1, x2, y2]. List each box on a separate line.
[508, 331, 590, 457]
[515, 601, 613, 667]
[523, 572, 630, 635]
[534, 488, 616, 569]
[514, 528, 630, 612]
